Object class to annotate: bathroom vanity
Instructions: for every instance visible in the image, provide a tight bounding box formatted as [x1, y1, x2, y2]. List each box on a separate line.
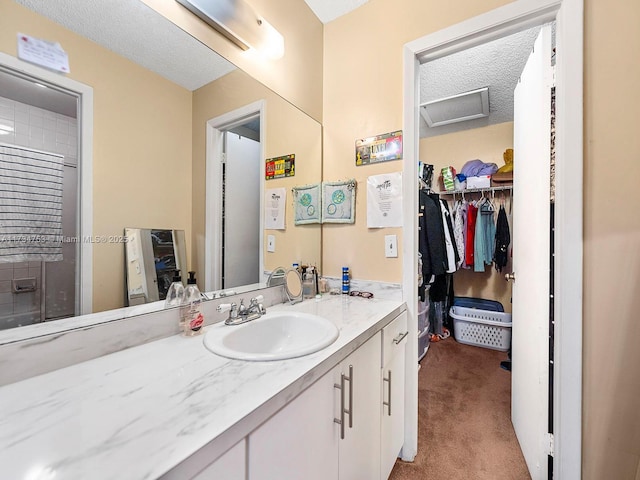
[0, 295, 407, 480]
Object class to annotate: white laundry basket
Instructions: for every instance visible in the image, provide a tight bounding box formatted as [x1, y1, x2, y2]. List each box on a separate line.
[449, 306, 512, 352]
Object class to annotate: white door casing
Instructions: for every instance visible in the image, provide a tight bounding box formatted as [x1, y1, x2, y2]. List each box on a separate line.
[0, 52, 93, 315]
[402, 1, 583, 477]
[512, 24, 553, 480]
[205, 100, 265, 292]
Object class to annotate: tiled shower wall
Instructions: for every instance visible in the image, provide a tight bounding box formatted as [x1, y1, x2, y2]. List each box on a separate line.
[0, 96, 77, 329]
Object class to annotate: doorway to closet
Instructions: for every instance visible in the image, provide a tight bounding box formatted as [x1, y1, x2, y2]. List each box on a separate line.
[400, 1, 583, 479]
[204, 101, 264, 291]
[415, 22, 554, 480]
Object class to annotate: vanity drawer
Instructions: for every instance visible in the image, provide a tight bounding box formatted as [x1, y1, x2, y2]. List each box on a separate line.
[381, 311, 408, 367]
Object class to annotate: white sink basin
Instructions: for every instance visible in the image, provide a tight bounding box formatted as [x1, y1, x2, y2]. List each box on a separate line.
[203, 311, 339, 361]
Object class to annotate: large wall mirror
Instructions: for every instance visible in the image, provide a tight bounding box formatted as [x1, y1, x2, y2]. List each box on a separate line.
[0, 1, 321, 336]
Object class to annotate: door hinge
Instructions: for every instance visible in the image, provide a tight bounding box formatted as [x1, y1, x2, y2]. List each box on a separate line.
[221, 152, 227, 164]
[546, 432, 555, 457]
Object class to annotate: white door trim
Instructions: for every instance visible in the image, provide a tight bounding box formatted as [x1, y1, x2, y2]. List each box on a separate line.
[204, 100, 265, 291]
[402, 1, 583, 478]
[0, 52, 94, 316]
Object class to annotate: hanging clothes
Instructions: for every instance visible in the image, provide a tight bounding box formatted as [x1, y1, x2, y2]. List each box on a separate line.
[493, 204, 511, 272]
[465, 202, 478, 267]
[474, 199, 496, 272]
[452, 200, 465, 269]
[439, 199, 459, 273]
[418, 191, 448, 299]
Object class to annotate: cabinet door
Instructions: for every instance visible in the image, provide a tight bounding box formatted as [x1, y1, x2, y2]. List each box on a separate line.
[381, 345, 406, 480]
[249, 369, 339, 480]
[192, 440, 245, 480]
[338, 331, 382, 480]
[381, 312, 408, 480]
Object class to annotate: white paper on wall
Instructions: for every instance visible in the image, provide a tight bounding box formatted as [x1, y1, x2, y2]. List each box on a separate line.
[265, 188, 286, 230]
[17, 33, 70, 73]
[367, 172, 403, 228]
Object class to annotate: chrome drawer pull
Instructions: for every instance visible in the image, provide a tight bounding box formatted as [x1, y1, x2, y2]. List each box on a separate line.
[345, 365, 353, 428]
[334, 373, 345, 439]
[393, 331, 408, 344]
[383, 369, 392, 416]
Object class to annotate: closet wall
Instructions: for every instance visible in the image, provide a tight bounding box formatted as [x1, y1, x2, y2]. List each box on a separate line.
[420, 121, 513, 312]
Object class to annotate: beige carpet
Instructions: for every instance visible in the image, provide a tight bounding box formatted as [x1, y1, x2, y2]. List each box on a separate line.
[389, 338, 531, 480]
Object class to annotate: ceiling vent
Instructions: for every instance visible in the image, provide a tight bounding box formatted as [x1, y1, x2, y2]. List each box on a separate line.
[420, 87, 490, 128]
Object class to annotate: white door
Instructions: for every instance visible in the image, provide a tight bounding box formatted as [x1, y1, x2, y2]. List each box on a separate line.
[511, 24, 553, 480]
[223, 133, 260, 288]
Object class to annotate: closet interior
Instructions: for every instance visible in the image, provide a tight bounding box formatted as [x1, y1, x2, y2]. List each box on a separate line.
[417, 160, 514, 362]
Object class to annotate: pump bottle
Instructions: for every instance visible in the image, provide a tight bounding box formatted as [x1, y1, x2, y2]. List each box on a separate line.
[181, 271, 204, 336]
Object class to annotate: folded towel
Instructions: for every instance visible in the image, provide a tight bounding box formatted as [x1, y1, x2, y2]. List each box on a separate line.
[0, 144, 64, 263]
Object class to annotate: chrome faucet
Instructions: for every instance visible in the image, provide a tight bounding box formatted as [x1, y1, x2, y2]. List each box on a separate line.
[217, 295, 266, 326]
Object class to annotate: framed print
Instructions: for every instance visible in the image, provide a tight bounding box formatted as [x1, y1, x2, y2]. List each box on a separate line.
[322, 179, 356, 224]
[293, 183, 321, 225]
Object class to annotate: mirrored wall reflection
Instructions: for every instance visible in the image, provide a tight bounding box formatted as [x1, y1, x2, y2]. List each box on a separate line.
[124, 228, 187, 305]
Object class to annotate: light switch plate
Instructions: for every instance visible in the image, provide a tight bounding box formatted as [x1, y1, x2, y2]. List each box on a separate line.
[385, 235, 398, 258]
[267, 235, 276, 253]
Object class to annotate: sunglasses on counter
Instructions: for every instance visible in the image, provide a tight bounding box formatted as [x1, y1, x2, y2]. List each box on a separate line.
[348, 291, 374, 299]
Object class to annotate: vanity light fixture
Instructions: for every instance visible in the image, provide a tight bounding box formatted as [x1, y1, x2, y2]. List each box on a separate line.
[175, 0, 284, 60]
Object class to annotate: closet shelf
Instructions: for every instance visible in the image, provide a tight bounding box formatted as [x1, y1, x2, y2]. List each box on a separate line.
[435, 185, 513, 196]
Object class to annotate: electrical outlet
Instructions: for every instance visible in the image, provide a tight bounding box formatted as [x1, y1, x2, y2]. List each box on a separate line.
[385, 235, 398, 258]
[267, 235, 276, 253]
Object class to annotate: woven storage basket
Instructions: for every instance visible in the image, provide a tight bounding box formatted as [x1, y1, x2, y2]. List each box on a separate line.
[449, 306, 512, 352]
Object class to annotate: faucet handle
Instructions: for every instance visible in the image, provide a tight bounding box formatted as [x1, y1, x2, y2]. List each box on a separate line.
[252, 295, 264, 304]
[217, 303, 234, 313]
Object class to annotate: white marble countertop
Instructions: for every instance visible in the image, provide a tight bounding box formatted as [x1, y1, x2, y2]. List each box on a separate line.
[0, 294, 405, 480]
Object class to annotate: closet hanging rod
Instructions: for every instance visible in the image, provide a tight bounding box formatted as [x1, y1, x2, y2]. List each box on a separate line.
[435, 185, 513, 196]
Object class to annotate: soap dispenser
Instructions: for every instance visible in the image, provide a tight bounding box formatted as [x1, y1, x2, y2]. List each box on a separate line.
[164, 270, 185, 310]
[181, 271, 204, 336]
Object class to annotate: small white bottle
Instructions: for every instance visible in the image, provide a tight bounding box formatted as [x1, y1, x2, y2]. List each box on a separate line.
[164, 270, 185, 310]
[181, 271, 204, 336]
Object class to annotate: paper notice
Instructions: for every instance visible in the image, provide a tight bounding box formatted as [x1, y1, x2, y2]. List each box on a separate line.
[367, 172, 403, 228]
[265, 188, 286, 230]
[17, 33, 70, 73]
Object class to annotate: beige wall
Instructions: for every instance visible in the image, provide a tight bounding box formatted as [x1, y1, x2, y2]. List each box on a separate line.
[322, 0, 510, 282]
[0, 1, 193, 313]
[583, 0, 640, 478]
[325, 0, 640, 478]
[191, 69, 322, 280]
[141, 0, 323, 123]
[421, 122, 514, 312]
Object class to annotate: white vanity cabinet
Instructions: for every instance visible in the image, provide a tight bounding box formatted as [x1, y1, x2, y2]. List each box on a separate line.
[248, 370, 339, 480]
[380, 311, 408, 480]
[191, 440, 246, 480]
[336, 331, 382, 480]
[248, 331, 382, 480]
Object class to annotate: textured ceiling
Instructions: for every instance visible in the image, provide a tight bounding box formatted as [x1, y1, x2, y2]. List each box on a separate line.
[15, 0, 236, 91]
[303, 0, 370, 23]
[420, 25, 547, 138]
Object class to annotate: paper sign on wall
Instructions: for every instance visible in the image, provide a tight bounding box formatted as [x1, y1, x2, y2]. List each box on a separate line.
[265, 188, 286, 230]
[367, 172, 403, 228]
[17, 33, 70, 73]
